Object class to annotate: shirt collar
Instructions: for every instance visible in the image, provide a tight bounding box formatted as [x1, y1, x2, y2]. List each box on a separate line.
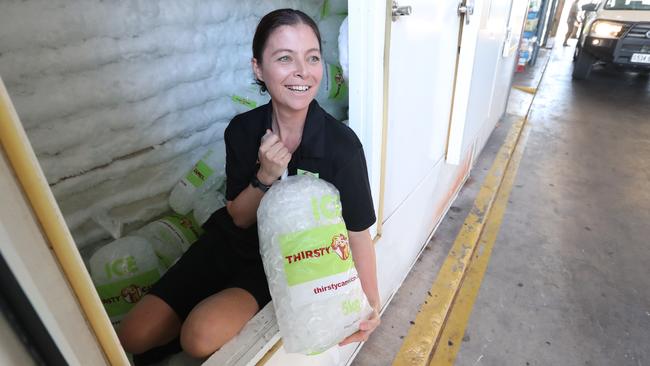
[263, 100, 325, 159]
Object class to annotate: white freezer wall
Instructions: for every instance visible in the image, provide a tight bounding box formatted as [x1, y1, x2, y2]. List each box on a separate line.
[0, 0, 347, 250]
[462, 0, 529, 161]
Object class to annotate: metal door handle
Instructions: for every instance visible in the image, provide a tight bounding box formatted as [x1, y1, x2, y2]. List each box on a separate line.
[392, 0, 412, 21]
[458, 3, 474, 25]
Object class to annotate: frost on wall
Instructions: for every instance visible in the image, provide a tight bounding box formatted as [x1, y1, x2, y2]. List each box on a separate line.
[0, 0, 347, 249]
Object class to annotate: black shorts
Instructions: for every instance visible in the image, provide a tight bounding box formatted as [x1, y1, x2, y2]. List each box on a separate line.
[148, 227, 271, 321]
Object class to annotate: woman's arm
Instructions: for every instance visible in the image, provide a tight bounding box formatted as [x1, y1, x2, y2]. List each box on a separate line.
[339, 228, 381, 346]
[348, 229, 380, 308]
[225, 176, 268, 228]
[227, 130, 290, 228]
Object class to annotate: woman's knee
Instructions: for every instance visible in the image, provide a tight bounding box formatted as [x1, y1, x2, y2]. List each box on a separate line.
[117, 317, 152, 354]
[180, 288, 259, 358]
[179, 323, 220, 359]
[116, 295, 181, 354]
[179, 309, 237, 358]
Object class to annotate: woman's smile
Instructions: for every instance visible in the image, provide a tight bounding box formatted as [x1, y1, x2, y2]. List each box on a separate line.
[285, 85, 312, 92]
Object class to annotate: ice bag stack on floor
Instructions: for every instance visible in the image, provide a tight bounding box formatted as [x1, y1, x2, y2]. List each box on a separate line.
[88, 211, 203, 326]
[257, 175, 371, 354]
[89, 237, 165, 326]
[89, 148, 224, 324]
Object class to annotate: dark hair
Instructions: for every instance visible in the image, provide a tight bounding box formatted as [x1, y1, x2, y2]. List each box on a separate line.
[252, 8, 322, 92]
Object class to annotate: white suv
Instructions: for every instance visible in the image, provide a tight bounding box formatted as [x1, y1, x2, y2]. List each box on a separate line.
[573, 0, 650, 79]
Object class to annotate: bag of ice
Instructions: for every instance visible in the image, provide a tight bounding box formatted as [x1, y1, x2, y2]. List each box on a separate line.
[135, 213, 203, 269]
[257, 175, 371, 354]
[89, 236, 165, 326]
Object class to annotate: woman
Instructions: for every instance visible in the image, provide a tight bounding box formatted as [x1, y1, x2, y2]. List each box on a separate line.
[118, 9, 380, 363]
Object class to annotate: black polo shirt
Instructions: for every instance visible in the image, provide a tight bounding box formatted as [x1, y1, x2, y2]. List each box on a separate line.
[205, 100, 376, 259]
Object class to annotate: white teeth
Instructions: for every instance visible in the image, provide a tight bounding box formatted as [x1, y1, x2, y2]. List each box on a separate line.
[287, 85, 310, 92]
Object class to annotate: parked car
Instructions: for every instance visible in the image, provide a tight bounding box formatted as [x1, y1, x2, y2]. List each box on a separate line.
[573, 0, 650, 79]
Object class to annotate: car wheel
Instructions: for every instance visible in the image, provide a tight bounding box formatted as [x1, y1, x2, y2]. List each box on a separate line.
[573, 50, 595, 80]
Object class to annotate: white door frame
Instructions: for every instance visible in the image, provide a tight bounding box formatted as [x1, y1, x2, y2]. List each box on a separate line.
[347, 0, 387, 239]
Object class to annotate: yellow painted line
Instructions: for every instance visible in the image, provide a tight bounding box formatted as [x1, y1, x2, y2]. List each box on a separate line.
[392, 116, 528, 366]
[0, 78, 129, 365]
[429, 118, 531, 366]
[512, 85, 537, 94]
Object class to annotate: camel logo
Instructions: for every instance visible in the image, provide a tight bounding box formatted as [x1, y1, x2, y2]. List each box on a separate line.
[121, 285, 143, 304]
[330, 234, 350, 261]
[179, 216, 201, 237]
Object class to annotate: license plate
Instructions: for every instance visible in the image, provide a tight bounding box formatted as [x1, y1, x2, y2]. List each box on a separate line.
[631, 53, 650, 64]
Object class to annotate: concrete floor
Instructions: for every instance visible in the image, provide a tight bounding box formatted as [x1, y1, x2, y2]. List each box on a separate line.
[355, 42, 650, 366]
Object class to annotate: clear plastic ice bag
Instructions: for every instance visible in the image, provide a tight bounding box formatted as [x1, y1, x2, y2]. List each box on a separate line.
[135, 213, 203, 269]
[89, 236, 165, 325]
[257, 175, 371, 354]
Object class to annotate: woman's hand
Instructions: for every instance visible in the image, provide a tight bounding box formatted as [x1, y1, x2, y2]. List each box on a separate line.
[257, 129, 291, 184]
[338, 304, 381, 346]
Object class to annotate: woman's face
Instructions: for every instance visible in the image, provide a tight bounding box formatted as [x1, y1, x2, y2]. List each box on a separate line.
[253, 23, 323, 114]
